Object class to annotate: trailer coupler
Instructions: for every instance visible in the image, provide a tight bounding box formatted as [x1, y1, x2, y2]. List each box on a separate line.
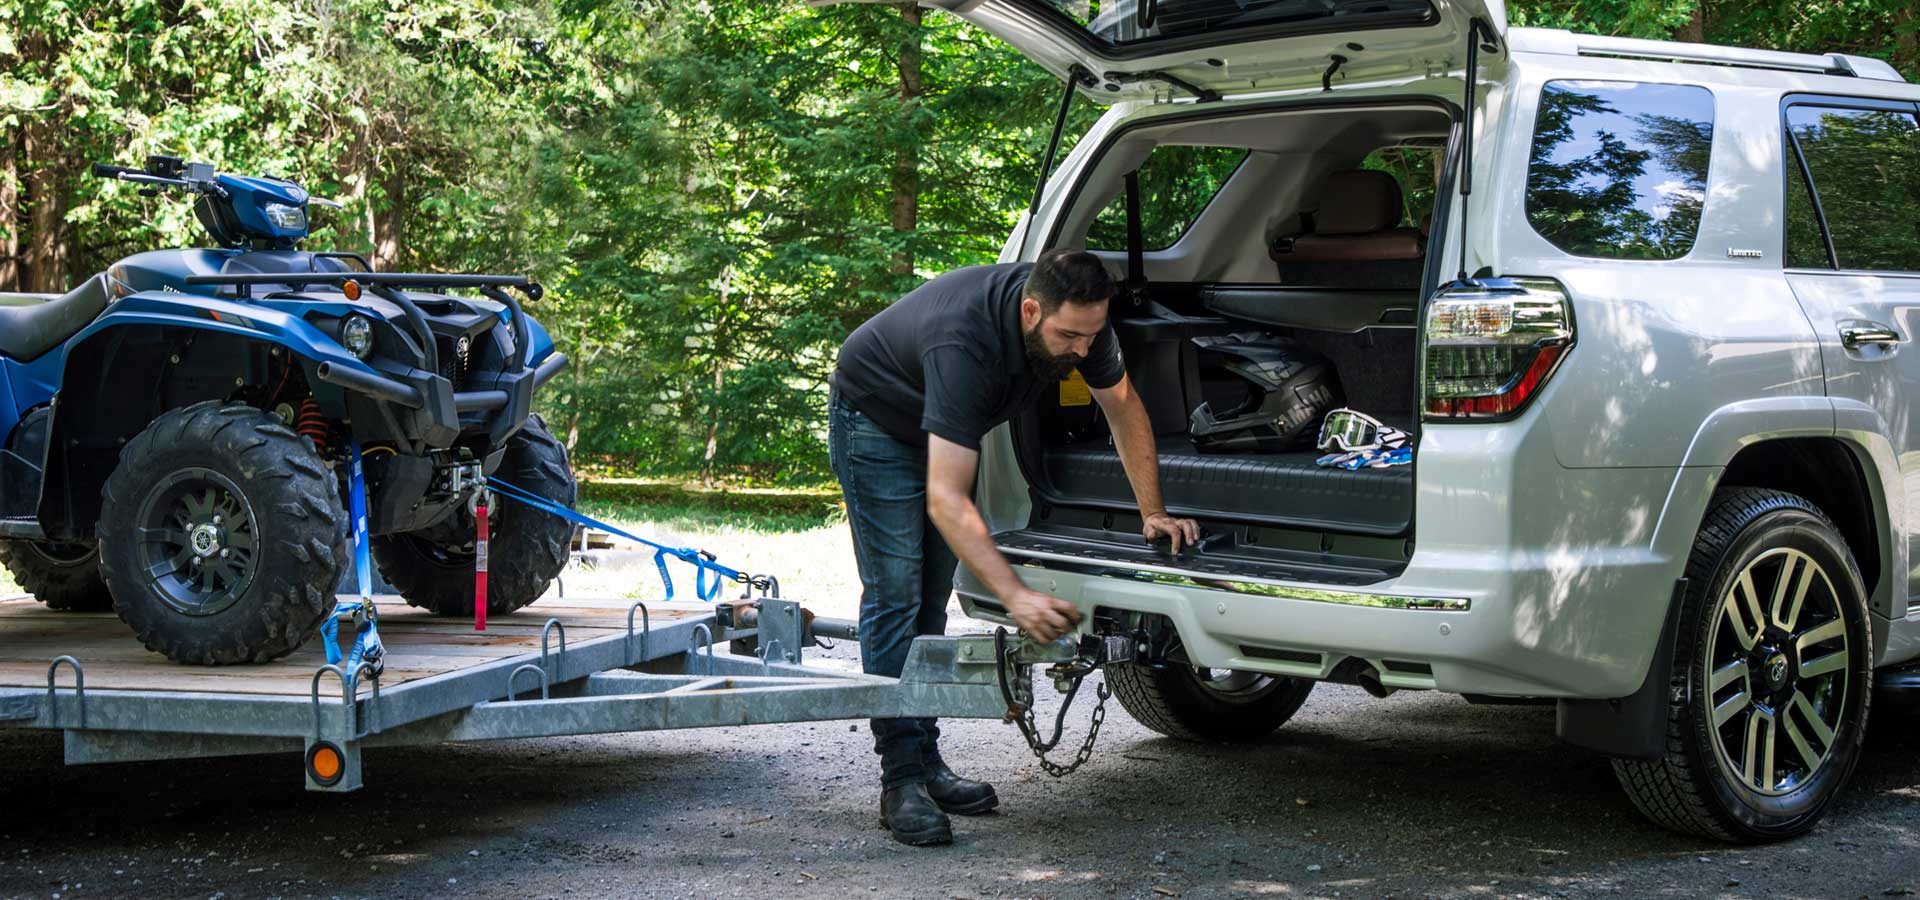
[994, 627, 1132, 778]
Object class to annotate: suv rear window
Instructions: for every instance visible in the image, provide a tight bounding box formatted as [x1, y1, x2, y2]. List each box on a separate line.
[1086, 145, 1248, 252]
[1784, 103, 1920, 272]
[1524, 80, 1715, 261]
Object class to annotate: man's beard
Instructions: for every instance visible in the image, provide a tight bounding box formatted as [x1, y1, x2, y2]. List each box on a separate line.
[1024, 324, 1085, 382]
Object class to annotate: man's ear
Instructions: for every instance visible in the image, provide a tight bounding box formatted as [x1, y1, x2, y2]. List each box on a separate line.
[1020, 296, 1042, 330]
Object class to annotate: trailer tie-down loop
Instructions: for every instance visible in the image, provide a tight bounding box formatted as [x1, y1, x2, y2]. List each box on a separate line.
[690, 623, 716, 675]
[993, 628, 1109, 778]
[45, 656, 85, 729]
[484, 476, 772, 602]
[540, 619, 567, 680]
[625, 601, 651, 665]
[507, 663, 549, 701]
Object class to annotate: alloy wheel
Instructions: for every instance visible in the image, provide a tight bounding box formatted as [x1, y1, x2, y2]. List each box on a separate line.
[1704, 547, 1850, 796]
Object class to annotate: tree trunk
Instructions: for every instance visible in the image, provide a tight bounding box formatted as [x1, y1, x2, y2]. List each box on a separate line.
[1674, 3, 1706, 43]
[1898, 6, 1918, 81]
[21, 119, 68, 294]
[372, 166, 405, 270]
[0, 128, 18, 292]
[701, 359, 722, 487]
[890, 3, 923, 278]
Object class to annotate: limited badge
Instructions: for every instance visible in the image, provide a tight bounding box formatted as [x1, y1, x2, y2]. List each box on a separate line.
[1059, 369, 1092, 407]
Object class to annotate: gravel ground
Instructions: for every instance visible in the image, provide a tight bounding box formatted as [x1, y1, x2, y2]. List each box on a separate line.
[5, 521, 1920, 900]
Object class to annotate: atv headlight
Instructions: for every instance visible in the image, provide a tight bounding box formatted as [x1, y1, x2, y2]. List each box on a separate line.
[341, 315, 375, 359]
[262, 202, 307, 231]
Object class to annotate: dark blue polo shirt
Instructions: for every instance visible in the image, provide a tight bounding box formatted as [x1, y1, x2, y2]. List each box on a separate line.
[832, 262, 1124, 450]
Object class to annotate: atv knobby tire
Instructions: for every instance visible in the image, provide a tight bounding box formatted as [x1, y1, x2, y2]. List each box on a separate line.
[374, 414, 575, 617]
[98, 401, 345, 665]
[0, 540, 112, 611]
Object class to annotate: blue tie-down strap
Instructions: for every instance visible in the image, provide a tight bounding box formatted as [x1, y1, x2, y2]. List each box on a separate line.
[322, 599, 385, 683]
[322, 439, 385, 685]
[483, 476, 753, 603]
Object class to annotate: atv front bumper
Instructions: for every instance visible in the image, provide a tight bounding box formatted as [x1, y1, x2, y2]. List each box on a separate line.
[314, 349, 568, 449]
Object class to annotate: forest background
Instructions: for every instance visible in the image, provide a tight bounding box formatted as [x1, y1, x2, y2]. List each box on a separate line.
[3, 0, 1914, 483]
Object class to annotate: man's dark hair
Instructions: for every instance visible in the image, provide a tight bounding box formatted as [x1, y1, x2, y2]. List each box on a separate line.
[1023, 248, 1116, 314]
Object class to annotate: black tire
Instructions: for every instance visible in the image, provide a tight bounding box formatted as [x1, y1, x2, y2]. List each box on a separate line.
[0, 540, 112, 611]
[1109, 659, 1315, 742]
[1612, 488, 1872, 843]
[373, 414, 575, 616]
[97, 401, 345, 665]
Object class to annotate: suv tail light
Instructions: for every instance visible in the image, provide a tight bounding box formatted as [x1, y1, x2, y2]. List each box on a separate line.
[1422, 278, 1575, 419]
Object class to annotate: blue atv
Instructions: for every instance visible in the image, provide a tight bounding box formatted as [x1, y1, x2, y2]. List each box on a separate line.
[0, 155, 577, 664]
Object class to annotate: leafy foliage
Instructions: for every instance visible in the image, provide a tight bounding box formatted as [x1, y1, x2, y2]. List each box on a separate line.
[3, 0, 1916, 479]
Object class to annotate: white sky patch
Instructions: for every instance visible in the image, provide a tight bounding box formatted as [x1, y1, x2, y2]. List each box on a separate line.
[1649, 179, 1704, 220]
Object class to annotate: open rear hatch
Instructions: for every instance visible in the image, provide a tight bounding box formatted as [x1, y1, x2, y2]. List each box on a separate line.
[817, 0, 1507, 102]
[820, 0, 1510, 587]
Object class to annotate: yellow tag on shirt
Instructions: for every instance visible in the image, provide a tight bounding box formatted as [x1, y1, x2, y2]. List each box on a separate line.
[1059, 369, 1092, 407]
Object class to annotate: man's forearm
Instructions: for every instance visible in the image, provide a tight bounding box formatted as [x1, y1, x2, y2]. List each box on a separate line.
[927, 490, 1028, 602]
[1106, 394, 1165, 517]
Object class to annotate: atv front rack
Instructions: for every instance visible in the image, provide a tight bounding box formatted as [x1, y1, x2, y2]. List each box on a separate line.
[185, 271, 541, 372]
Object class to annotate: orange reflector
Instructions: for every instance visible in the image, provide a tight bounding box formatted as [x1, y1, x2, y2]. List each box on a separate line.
[341, 280, 361, 301]
[307, 743, 343, 784]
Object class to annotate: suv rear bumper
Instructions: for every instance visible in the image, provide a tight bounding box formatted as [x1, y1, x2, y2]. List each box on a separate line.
[960, 414, 1719, 699]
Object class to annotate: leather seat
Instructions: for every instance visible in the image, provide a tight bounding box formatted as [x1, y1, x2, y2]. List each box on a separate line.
[0, 274, 112, 362]
[1272, 170, 1425, 290]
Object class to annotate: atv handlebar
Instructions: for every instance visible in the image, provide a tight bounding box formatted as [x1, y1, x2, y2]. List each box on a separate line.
[92, 160, 223, 196]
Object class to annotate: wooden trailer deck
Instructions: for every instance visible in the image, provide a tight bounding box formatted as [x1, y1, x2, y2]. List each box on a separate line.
[0, 595, 713, 696]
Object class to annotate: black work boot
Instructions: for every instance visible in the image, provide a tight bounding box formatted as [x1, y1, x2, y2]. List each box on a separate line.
[924, 761, 999, 816]
[879, 783, 953, 846]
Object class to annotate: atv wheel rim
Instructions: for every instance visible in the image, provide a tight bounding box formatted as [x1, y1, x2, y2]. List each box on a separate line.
[133, 468, 261, 617]
[1704, 546, 1850, 797]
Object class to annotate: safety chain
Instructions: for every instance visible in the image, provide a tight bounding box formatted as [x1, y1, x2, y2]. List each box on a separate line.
[995, 628, 1111, 778]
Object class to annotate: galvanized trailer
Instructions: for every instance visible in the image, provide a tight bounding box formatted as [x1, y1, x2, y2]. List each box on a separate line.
[0, 594, 1018, 791]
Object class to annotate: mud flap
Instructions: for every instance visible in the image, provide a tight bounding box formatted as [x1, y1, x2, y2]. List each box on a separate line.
[1555, 578, 1687, 760]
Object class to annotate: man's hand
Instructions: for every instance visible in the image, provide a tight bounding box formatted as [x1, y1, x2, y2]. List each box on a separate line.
[1144, 511, 1202, 555]
[1005, 588, 1082, 643]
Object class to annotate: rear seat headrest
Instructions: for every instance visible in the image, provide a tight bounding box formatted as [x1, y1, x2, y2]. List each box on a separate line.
[1314, 170, 1405, 236]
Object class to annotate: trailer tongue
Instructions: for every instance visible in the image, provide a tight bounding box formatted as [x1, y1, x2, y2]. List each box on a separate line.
[2, 591, 1110, 791]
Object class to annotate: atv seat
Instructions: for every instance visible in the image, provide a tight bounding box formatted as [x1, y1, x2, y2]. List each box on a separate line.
[0, 274, 111, 362]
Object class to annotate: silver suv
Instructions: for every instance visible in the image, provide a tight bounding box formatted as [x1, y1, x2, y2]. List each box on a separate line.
[856, 0, 1919, 842]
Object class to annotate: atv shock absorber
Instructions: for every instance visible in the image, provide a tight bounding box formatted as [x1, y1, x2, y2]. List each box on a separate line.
[294, 397, 332, 449]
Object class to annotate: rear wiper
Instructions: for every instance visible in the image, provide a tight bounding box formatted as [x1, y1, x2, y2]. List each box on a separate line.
[1104, 69, 1222, 103]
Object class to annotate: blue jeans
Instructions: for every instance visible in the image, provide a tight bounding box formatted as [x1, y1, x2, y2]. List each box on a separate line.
[829, 393, 961, 790]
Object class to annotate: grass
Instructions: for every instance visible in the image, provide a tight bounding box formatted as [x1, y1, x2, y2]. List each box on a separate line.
[566, 476, 864, 610]
[575, 477, 844, 535]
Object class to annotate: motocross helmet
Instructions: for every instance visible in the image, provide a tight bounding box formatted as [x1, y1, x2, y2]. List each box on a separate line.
[1188, 332, 1343, 453]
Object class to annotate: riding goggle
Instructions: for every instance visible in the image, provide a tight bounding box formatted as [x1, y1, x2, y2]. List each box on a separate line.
[1316, 408, 1389, 452]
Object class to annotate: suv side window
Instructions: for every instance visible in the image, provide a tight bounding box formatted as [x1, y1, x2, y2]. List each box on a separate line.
[1086, 145, 1248, 252]
[1784, 103, 1920, 272]
[1524, 80, 1715, 261]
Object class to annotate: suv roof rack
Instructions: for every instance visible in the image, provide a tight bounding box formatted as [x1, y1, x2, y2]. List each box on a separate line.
[1509, 28, 1908, 83]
